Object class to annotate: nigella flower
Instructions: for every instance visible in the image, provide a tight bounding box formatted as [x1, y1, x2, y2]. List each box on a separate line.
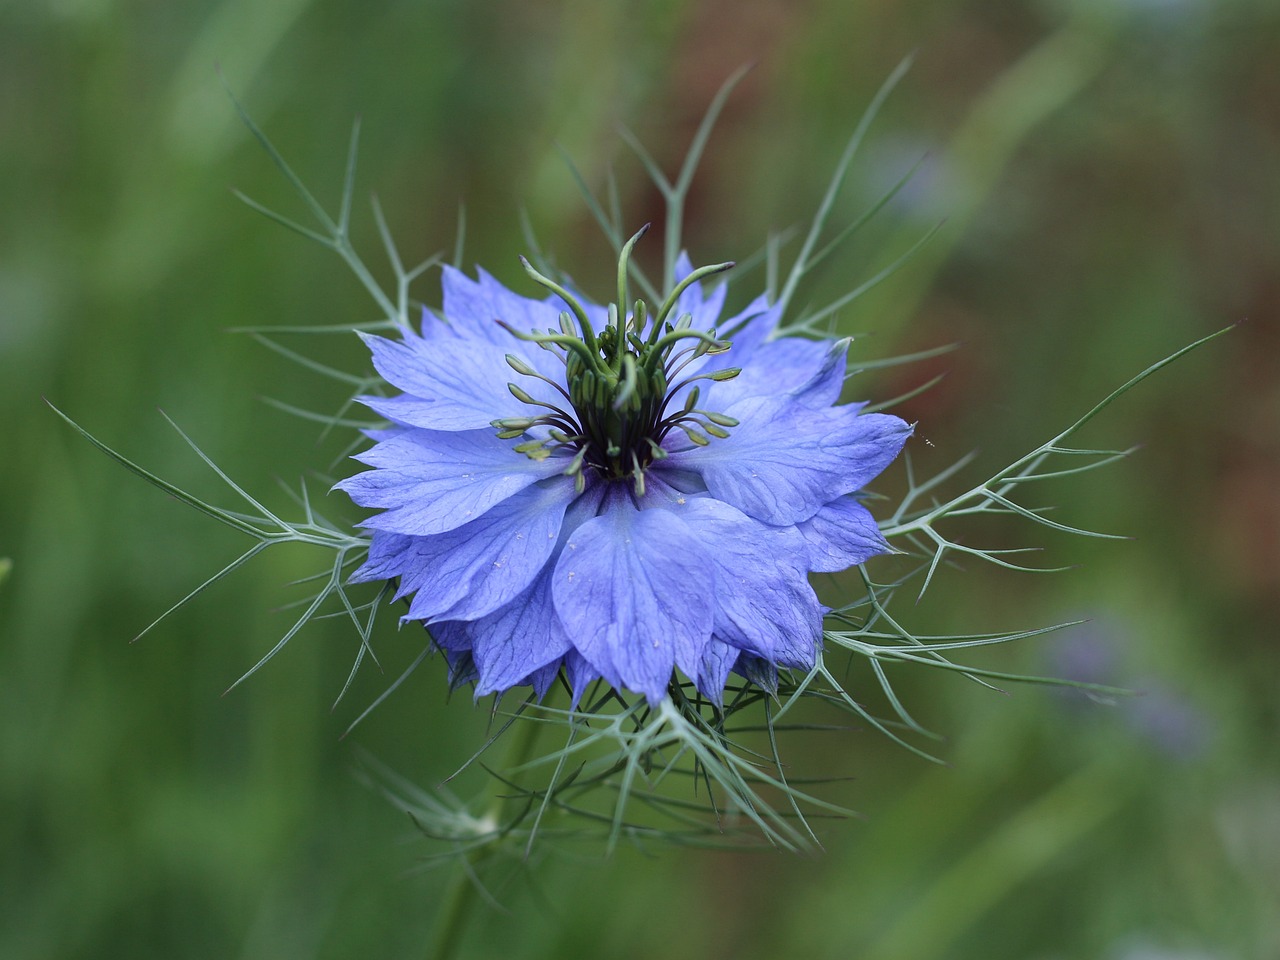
[338, 227, 911, 705]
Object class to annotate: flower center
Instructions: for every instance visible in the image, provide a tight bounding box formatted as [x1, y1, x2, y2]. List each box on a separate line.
[490, 225, 742, 494]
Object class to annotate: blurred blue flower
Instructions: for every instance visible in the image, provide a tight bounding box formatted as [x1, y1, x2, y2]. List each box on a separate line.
[338, 245, 911, 704]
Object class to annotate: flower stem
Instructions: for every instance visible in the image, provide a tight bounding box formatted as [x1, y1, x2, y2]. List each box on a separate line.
[426, 706, 547, 960]
[428, 865, 478, 960]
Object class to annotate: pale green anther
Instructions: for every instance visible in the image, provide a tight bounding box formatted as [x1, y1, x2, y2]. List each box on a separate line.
[562, 446, 587, 478]
[492, 243, 749, 481]
[613, 353, 639, 410]
[651, 366, 667, 397]
[678, 425, 710, 446]
[573, 471, 586, 494]
[708, 366, 741, 381]
[516, 442, 551, 461]
[580, 371, 599, 406]
[632, 299, 647, 337]
[496, 320, 600, 370]
[505, 354, 537, 377]
[508, 382, 537, 404]
[648, 325, 725, 359]
[493, 416, 537, 429]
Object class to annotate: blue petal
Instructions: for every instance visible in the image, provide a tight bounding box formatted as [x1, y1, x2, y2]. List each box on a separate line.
[443, 265, 608, 340]
[796, 496, 891, 572]
[462, 567, 574, 697]
[563, 650, 600, 708]
[667, 396, 911, 525]
[360, 331, 561, 431]
[519, 661, 562, 699]
[336, 428, 564, 536]
[696, 638, 740, 706]
[673, 252, 728, 331]
[426, 622, 478, 689]
[674, 498, 821, 669]
[666, 297, 780, 411]
[348, 530, 415, 585]
[707, 335, 846, 410]
[551, 493, 714, 703]
[716, 296, 778, 353]
[442, 266, 559, 342]
[735, 654, 779, 695]
[353, 476, 575, 621]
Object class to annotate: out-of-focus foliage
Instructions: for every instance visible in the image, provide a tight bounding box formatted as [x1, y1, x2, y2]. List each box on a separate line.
[2, 1, 1276, 958]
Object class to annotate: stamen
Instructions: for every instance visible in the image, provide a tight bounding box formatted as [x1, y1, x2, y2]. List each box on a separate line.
[613, 354, 639, 411]
[497, 320, 601, 370]
[675, 424, 710, 446]
[505, 353, 575, 404]
[492, 237, 744, 482]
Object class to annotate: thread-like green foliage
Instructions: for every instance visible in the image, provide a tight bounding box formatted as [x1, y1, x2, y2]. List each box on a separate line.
[55, 67, 1229, 858]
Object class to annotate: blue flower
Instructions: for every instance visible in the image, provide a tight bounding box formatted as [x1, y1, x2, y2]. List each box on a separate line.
[338, 236, 911, 705]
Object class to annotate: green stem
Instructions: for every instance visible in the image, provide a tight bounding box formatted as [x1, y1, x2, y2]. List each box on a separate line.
[428, 866, 478, 960]
[426, 709, 547, 960]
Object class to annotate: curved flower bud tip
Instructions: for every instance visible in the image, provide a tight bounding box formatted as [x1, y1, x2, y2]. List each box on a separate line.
[341, 230, 910, 705]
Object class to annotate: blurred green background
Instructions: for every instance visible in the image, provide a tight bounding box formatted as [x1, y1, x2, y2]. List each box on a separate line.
[3, 0, 1278, 957]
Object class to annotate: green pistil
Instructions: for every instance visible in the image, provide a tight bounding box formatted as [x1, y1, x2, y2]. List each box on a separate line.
[496, 233, 744, 494]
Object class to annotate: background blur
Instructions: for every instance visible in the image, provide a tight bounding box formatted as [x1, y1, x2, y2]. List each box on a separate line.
[3, 0, 1277, 957]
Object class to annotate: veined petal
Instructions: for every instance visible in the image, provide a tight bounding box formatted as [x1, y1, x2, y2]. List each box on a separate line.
[519, 661, 563, 700]
[735, 654, 779, 695]
[443, 265, 608, 340]
[462, 567, 575, 697]
[442, 265, 558, 342]
[674, 498, 821, 669]
[348, 530, 414, 586]
[353, 476, 574, 622]
[360, 331, 561, 431]
[552, 493, 714, 704]
[697, 638, 740, 707]
[706, 335, 846, 410]
[667, 395, 911, 525]
[668, 296, 779, 407]
[562, 650, 600, 708]
[673, 252, 728, 331]
[796, 496, 891, 572]
[715, 296, 778, 356]
[336, 428, 564, 536]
